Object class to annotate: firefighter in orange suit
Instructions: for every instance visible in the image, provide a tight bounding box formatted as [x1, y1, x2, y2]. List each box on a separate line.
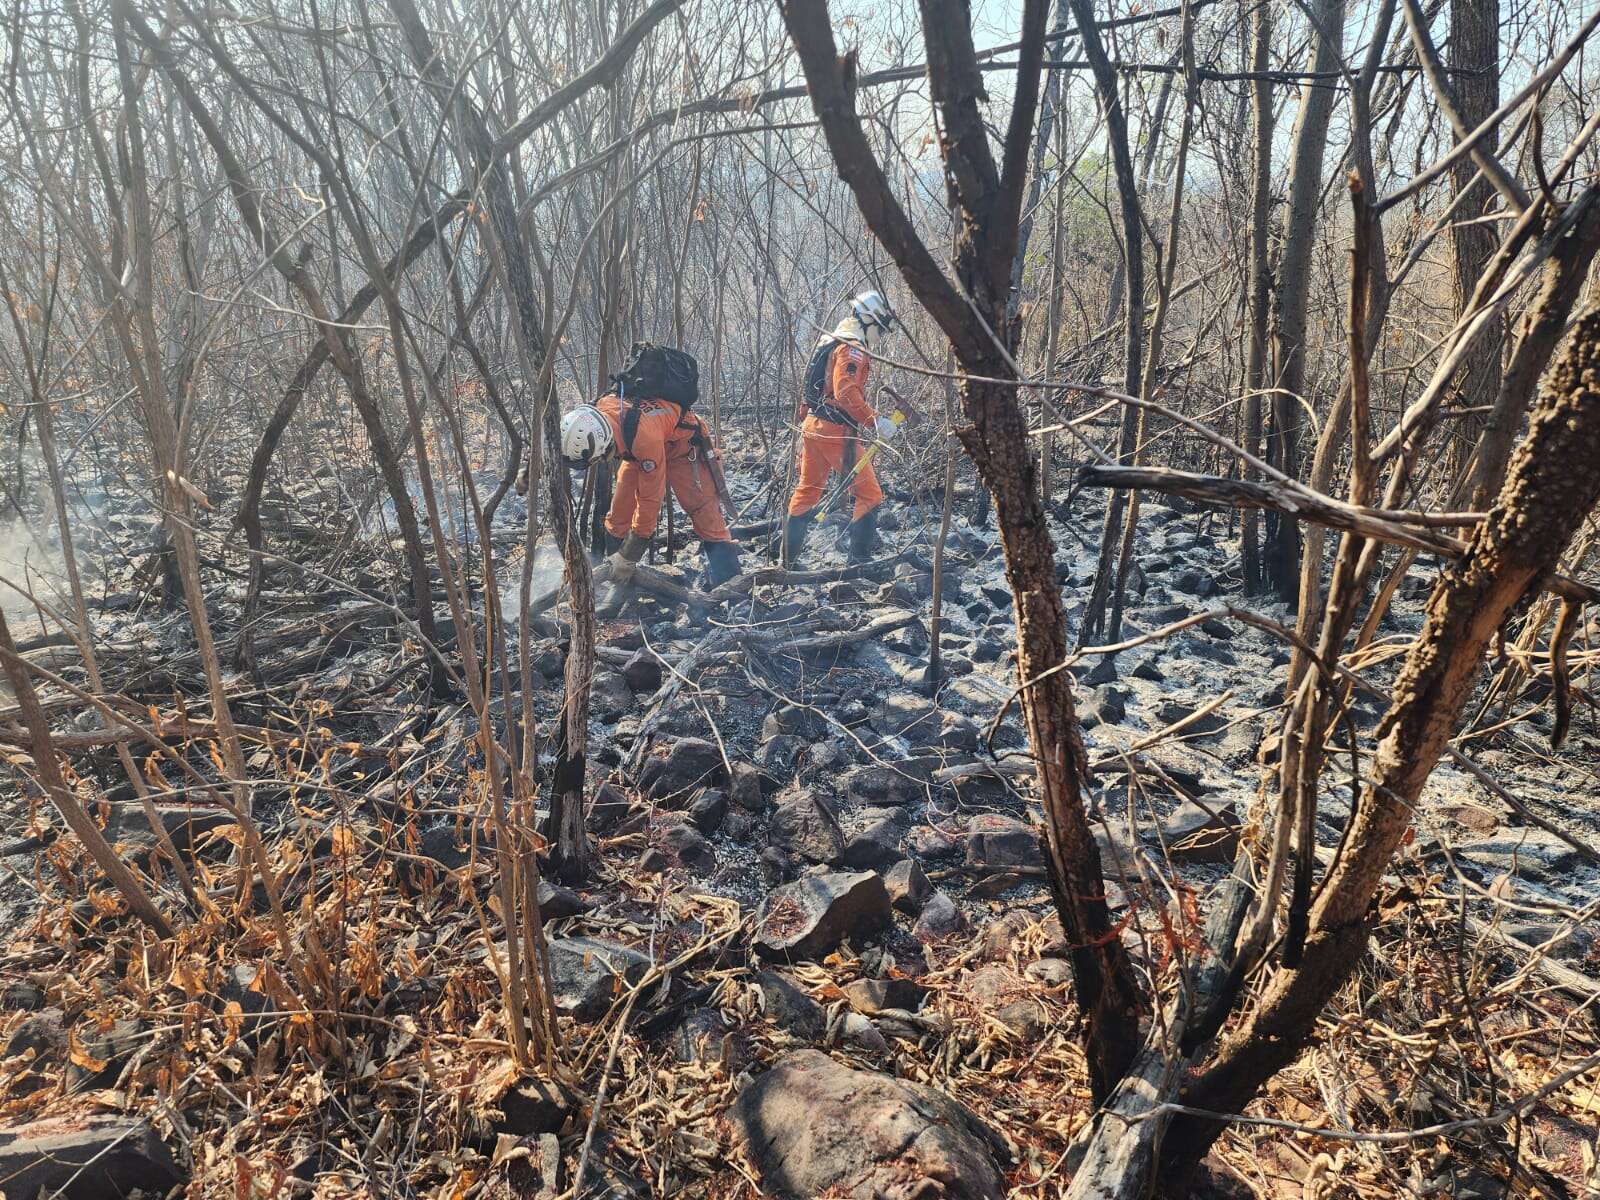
[560, 394, 742, 586]
[784, 291, 899, 565]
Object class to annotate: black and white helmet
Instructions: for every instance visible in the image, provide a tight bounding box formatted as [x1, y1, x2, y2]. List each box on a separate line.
[850, 290, 897, 335]
[560, 405, 614, 466]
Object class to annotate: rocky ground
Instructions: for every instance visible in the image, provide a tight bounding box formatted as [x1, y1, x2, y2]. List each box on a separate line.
[2, 453, 1598, 1198]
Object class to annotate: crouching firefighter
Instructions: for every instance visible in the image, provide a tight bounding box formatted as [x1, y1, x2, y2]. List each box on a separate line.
[559, 344, 743, 587]
[784, 290, 899, 566]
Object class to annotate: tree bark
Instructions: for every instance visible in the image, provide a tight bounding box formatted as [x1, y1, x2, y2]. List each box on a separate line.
[1241, 0, 1273, 594]
[1445, 0, 1505, 477]
[1070, 0, 1148, 646]
[1267, 0, 1346, 602]
[780, 0, 1145, 1101]
[1161, 295, 1600, 1185]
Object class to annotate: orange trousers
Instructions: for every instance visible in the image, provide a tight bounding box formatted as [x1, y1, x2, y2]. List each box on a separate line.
[606, 454, 732, 543]
[787, 421, 882, 520]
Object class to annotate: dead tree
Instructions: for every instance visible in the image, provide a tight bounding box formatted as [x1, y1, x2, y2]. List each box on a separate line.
[1266, 0, 1345, 602]
[780, 0, 1144, 1100]
[1240, 0, 1273, 594]
[1156, 294, 1600, 1186]
[1071, 0, 1148, 647]
[1444, 0, 1504, 472]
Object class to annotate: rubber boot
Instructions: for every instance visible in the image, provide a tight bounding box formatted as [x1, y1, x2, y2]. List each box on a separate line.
[846, 507, 880, 564]
[603, 531, 624, 556]
[702, 540, 742, 587]
[782, 509, 817, 567]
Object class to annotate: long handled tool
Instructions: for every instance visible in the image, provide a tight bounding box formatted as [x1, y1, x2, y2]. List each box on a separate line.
[816, 388, 920, 518]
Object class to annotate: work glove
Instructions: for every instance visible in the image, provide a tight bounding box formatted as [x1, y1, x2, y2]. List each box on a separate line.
[608, 532, 649, 581]
[874, 415, 899, 441]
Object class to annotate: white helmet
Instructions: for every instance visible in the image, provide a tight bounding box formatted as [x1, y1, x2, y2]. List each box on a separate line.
[850, 290, 896, 336]
[560, 405, 614, 466]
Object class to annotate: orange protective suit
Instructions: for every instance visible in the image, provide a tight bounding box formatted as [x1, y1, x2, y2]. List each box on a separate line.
[787, 341, 883, 520]
[596, 393, 732, 544]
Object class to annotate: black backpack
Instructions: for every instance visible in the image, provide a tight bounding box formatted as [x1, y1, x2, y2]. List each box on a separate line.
[612, 343, 698, 410]
[802, 336, 838, 409]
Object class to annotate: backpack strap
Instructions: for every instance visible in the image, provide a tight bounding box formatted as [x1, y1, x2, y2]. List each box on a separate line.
[619, 388, 643, 460]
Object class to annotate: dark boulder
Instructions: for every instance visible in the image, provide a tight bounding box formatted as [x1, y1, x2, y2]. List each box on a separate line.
[731, 1051, 1006, 1200]
[755, 871, 892, 960]
[0, 1115, 184, 1200]
[637, 737, 727, 802]
[546, 937, 651, 1020]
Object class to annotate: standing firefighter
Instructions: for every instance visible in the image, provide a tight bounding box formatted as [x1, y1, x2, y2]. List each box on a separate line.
[784, 291, 900, 565]
[560, 344, 743, 587]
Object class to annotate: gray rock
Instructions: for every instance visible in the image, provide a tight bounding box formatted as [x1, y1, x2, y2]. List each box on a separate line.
[1083, 655, 1119, 685]
[913, 890, 968, 942]
[66, 1016, 144, 1091]
[1461, 830, 1582, 884]
[686, 788, 728, 834]
[673, 1008, 734, 1066]
[842, 766, 923, 808]
[1502, 920, 1594, 960]
[1132, 657, 1165, 682]
[977, 911, 1034, 961]
[656, 818, 717, 874]
[1155, 699, 1227, 737]
[724, 808, 760, 842]
[3, 1008, 66, 1062]
[972, 637, 1006, 664]
[1173, 569, 1216, 597]
[871, 692, 937, 740]
[536, 880, 589, 922]
[883, 622, 930, 656]
[589, 668, 636, 721]
[1160, 800, 1240, 864]
[527, 639, 565, 679]
[1081, 685, 1126, 728]
[763, 704, 830, 742]
[730, 761, 776, 811]
[731, 1050, 1006, 1200]
[964, 814, 1040, 870]
[1025, 958, 1072, 986]
[884, 859, 931, 914]
[1, 982, 44, 1012]
[587, 783, 634, 832]
[841, 1011, 890, 1053]
[487, 1075, 574, 1138]
[769, 790, 846, 865]
[104, 802, 230, 863]
[755, 871, 892, 960]
[0, 1115, 184, 1200]
[842, 811, 904, 869]
[547, 937, 652, 1020]
[755, 970, 827, 1040]
[843, 977, 927, 1015]
[621, 649, 664, 694]
[996, 1000, 1045, 1041]
[637, 737, 727, 802]
[932, 711, 984, 753]
[757, 733, 807, 778]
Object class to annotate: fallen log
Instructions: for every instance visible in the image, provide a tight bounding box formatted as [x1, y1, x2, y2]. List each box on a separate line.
[1081, 464, 1600, 604]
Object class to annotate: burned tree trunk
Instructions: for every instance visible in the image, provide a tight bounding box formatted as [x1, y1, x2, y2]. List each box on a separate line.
[1160, 295, 1600, 1185]
[1268, 0, 1345, 602]
[1241, 0, 1273, 594]
[1071, 0, 1147, 646]
[1446, 0, 1503, 477]
[780, 0, 1144, 1100]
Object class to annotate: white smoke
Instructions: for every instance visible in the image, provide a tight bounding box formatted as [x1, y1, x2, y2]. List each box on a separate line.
[499, 540, 566, 623]
[0, 516, 70, 626]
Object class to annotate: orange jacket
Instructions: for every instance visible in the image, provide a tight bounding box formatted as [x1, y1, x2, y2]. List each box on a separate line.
[803, 340, 876, 430]
[595, 393, 710, 535]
